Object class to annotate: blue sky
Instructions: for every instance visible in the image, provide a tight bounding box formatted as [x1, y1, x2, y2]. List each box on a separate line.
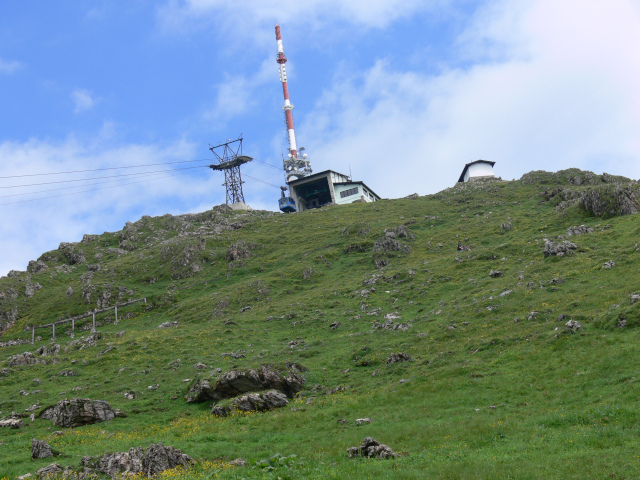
[1, 0, 640, 275]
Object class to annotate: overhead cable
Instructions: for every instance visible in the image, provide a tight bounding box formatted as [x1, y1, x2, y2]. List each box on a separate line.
[0, 158, 212, 179]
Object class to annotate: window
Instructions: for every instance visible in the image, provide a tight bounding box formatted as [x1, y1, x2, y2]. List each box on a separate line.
[340, 187, 359, 198]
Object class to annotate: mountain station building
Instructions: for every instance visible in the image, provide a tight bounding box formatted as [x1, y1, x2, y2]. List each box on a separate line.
[287, 170, 381, 212]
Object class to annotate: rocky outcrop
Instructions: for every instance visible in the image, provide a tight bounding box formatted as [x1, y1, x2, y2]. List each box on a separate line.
[566, 225, 594, 236]
[39, 398, 117, 428]
[59, 243, 86, 265]
[36, 463, 63, 479]
[32, 438, 61, 459]
[8, 352, 46, 367]
[0, 418, 24, 429]
[36, 344, 60, 357]
[373, 232, 411, 254]
[212, 390, 289, 416]
[580, 184, 639, 218]
[386, 353, 413, 365]
[186, 365, 305, 403]
[27, 260, 48, 274]
[81, 442, 194, 478]
[543, 239, 577, 257]
[347, 437, 398, 459]
[157, 321, 179, 329]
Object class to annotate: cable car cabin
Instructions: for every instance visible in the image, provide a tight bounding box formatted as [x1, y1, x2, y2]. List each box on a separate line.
[278, 196, 297, 213]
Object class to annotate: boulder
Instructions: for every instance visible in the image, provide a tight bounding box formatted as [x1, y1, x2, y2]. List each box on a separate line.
[543, 239, 577, 257]
[32, 439, 60, 459]
[81, 442, 194, 478]
[157, 321, 179, 329]
[386, 353, 413, 365]
[27, 260, 48, 273]
[35, 463, 63, 479]
[566, 320, 583, 332]
[186, 365, 305, 403]
[8, 352, 45, 367]
[36, 344, 61, 357]
[347, 437, 398, 459]
[219, 389, 289, 415]
[566, 225, 594, 236]
[489, 270, 503, 278]
[39, 398, 116, 428]
[0, 418, 24, 429]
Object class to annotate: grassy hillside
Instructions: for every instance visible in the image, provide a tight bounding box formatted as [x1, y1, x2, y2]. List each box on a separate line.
[1, 169, 640, 479]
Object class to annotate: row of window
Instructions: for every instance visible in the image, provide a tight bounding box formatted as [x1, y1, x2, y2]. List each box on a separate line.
[340, 187, 359, 198]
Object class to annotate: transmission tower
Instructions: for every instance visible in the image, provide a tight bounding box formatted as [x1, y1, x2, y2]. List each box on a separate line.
[208, 136, 253, 205]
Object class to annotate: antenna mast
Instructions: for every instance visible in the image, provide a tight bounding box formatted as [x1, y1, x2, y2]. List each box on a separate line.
[275, 24, 312, 182]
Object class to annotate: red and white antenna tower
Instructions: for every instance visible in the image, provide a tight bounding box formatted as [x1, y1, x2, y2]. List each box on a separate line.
[275, 24, 312, 182]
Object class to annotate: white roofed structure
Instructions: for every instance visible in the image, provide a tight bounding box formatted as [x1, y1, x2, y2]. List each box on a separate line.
[458, 160, 496, 183]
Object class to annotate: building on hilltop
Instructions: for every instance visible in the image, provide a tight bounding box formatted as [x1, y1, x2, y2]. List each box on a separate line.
[458, 160, 496, 183]
[287, 170, 381, 212]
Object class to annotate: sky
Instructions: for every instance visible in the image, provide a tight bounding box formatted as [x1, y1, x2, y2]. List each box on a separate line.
[1, 0, 639, 275]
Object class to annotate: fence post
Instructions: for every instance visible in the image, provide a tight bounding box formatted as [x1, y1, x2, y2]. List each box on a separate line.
[92, 312, 96, 332]
[31, 326, 35, 345]
[144, 297, 147, 304]
[52, 323, 55, 340]
[71, 318, 75, 338]
[114, 306, 118, 325]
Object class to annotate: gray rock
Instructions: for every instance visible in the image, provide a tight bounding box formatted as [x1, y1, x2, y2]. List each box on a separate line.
[347, 437, 398, 459]
[371, 320, 412, 331]
[35, 463, 63, 479]
[602, 260, 616, 268]
[566, 225, 594, 236]
[355, 418, 372, 425]
[386, 353, 413, 365]
[66, 287, 73, 298]
[566, 320, 583, 331]
[229, 458, 247, 467]
[27, 260, 48, 274]
[157, 321, 179, 329]
[373, 234, 410, 254]
[489, 270, 503, 278]
[211, 405, 229, 417]
[39, 398, 116, 428]
[36, 344, 61, 357]
[32, 438, 61, 459]
[229, 389, 289, 412]
[580, 184, 638, 217]
[631, 294, 640, 304]
[25, 282, 43, 298]
[58, 243, 86, 265]
[81, 442, 193, 478]
[0, 418, 24, 429]
[186, 365, 305, 403]
[543, 239, 577, 257]
[8, 352, 46, 367]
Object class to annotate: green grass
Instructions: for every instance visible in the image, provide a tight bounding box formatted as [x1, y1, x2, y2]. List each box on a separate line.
[1, 170, 640, 479]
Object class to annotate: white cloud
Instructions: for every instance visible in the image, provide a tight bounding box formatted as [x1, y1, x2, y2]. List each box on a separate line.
[300, 0, 640, 198]
[157, 0, 447, 38]
[203, 57, 277, 127]
[0, 58, 23, 75]
[0, 136, 229, 276]
[71, 89, 98, 113]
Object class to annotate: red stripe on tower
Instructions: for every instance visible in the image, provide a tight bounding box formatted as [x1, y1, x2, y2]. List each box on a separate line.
[275, 25, 298, 159]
